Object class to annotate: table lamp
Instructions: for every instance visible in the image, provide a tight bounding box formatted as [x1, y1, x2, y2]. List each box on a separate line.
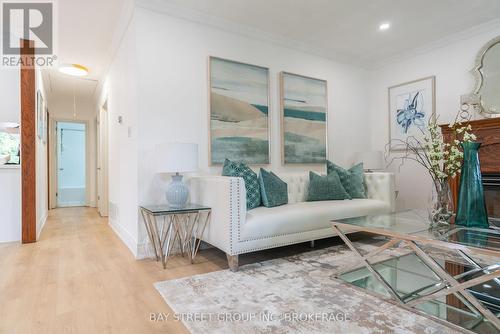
[353, 151, 384, 172]
[156, 142, 198, 208]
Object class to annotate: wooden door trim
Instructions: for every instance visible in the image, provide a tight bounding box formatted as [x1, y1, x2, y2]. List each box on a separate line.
[20, 39, 36, 243]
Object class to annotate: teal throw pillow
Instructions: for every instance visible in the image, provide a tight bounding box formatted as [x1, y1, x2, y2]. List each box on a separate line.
[306, 171, 351, 201]
[327, 161, 366, 199]
[222, 159, 261, 210]
[258, 169, 288, 208]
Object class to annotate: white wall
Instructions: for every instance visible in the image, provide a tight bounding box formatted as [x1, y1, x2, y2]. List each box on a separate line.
[102, 6, 500, 257]
[48, 97, 97, 208]
[0, 68, 21, 243]
[0, 168, 21, 242]
[101, 8, 371, 257]
[369, 25, 500, 210]
[99, 14, 139, 257]
[1, 69, 20, 122]
[132, 8, 372, 255]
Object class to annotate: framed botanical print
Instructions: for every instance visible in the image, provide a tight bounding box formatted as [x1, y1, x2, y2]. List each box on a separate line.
[280, 72, 327, 164]
[208, 56, 270, 165]
[388, 76, 435, 150]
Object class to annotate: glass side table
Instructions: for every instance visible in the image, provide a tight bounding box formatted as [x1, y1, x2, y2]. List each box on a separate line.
[139, 203, 211, 269]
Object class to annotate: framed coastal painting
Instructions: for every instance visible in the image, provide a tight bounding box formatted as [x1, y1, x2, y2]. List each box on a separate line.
[280, 72, 327, 164]
[388, 76, 435, 150]
[208, 56, 270, 165]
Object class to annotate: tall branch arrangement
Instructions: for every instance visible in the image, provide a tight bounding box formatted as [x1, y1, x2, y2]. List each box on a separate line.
[386, 112, 476, 185]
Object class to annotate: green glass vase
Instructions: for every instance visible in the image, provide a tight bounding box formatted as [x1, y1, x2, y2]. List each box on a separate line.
[455, 142, 489, 228]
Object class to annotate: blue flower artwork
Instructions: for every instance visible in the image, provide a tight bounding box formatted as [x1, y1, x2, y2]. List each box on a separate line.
[389, 76, 435, 150]
[396, 91, 425, 134]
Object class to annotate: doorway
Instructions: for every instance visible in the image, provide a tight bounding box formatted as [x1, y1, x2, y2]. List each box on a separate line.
[56, 121, 86, 207]
[97, 101, 109, 217]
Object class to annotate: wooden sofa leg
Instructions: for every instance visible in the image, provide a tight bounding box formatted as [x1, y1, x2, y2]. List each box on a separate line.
[226, 254, 239, 272]
[310, 240, 315, 248]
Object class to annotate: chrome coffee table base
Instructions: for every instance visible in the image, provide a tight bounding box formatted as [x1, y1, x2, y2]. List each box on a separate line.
[332, 223, 500, 331]
[140, 205, 211, 269]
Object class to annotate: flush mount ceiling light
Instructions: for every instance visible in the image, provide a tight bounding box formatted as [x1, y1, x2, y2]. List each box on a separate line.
[58, 63, 89, 77]
[379, 22, 391, 31]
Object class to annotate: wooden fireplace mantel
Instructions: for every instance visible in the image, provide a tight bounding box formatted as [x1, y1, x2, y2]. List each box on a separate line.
[440, 117, 500, 209]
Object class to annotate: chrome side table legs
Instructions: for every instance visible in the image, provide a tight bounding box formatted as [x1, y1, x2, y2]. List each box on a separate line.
[140, 208, 211, 269]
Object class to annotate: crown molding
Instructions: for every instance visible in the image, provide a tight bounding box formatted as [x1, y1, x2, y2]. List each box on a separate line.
[373, 17, 500, 69]
[99, 0, 500, 83]
[135, 0, 372, 69]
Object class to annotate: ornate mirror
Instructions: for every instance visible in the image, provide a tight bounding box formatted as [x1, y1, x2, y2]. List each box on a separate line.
[469, 36, 500, 116]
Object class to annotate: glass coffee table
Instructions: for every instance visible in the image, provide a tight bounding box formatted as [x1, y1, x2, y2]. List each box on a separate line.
[332, 210, 500, 333]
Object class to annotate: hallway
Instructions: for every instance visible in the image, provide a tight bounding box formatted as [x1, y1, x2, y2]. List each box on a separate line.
[0, 208, 226, 334]
[0, 208, 354, 333]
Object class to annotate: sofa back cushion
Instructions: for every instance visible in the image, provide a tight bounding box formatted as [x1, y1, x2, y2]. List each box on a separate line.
[259, 171, 370, 204]
[327, 161, 367, 199]
[306, 171, 351, 201]
[258, 169, 288, 207]
[278, 173, 310, 204]
[222, 159, 261, 210]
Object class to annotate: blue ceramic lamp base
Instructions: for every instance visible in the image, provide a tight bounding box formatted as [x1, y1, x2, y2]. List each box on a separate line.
[166, 173, 189, 208]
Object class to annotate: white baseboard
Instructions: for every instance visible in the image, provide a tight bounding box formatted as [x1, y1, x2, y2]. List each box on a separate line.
[37, 211, 48, 240]
[109, 218, 138, 258]
[136, 240, 153, 260]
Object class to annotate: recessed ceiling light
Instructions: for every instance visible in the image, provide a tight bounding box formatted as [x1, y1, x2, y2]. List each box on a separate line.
[59, 63, 89, 77]
[379, 22, 391, 31]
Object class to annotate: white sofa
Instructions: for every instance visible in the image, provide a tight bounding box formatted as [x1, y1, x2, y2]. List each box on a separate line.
[190, 172, 395, 271]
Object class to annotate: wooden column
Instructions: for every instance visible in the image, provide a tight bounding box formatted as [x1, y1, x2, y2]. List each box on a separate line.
[20, 39, 36, 243]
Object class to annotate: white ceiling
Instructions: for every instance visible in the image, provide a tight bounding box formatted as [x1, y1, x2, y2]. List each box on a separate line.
[157, 0, 500, 67]
[43, 0, 128, 104]
[46, 0, 500, 103]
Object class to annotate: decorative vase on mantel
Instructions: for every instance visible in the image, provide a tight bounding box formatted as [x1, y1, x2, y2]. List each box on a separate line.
[429, 179, 454, 227]
[455, 142, 489, 228]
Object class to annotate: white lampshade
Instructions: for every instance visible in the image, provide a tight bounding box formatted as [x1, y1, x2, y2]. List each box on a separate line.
[353, 151, 384, 171]
[155, 142, 198, 173]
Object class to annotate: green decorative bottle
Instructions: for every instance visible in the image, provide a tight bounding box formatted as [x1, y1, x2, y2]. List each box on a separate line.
[455, 142, 489, 228]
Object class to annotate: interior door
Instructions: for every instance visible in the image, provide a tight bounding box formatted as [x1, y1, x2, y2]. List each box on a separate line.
[97, 104, 109, 217]
[57, 122, 86, 207]
[96, 116, 101, 211]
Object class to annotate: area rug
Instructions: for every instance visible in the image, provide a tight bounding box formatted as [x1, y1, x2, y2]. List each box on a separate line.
[154, 241, 458, 334]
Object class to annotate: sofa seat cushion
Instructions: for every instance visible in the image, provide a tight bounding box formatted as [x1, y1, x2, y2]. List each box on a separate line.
[241, 199, 390, 240]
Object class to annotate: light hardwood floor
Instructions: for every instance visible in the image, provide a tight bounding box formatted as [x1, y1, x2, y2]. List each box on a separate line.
[0, 207, 348, 334]
[0, 207, 228, 334]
